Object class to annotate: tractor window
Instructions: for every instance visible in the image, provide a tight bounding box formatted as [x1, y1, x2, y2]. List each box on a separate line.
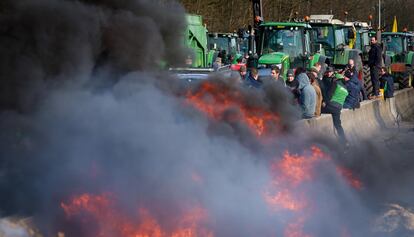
[362, 32, 370, 47]
[355, 31, 361, 50]
[208, 36, 230, 52]
[304, 31, 311, 54]
[408, 37, 414, 51]
[313, 26, 334, 49]
[262, 27, 304, 59]
[334, 29, 346, 46]
[384, 36, 403, 54]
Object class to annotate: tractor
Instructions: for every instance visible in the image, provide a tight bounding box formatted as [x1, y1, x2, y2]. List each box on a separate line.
[308, 15, 361, 71]
[255, 22, 324, 78]
[208, 32, 247, 65]
[248, 0, 324, 79]
[382, 32, 414, 89]
[185, 14, 215, 68]
[345, 21, 375, 94]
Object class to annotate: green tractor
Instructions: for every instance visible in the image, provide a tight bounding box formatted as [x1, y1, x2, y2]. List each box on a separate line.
[345, 21, 375, 94]
[208, 32, 247, 65]
[309, 15, 361, 71]
[382, 32, 414, 89]
[255, 22, 324, 78]
[185, 14, 215, 68]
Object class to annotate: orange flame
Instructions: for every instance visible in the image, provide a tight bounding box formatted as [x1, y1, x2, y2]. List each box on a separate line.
[284, 217, 312, 237]
[265, 146, 330, 211]
[186, 81, 280, 136]
[61, 193, 213, 237]
[336, 167, 363, 190]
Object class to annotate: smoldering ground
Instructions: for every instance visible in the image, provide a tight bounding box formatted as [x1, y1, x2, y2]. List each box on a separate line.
[1, 0, 414, 236]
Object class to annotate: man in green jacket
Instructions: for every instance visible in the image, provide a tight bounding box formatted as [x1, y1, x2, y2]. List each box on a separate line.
[322, 73, 349, 143]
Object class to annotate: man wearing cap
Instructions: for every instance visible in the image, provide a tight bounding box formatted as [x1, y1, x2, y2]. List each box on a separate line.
[322, 73, 349, 143]
[343, 65, 362, 109]
[321, 66, 335, 101]
[285, 69, 300, 102]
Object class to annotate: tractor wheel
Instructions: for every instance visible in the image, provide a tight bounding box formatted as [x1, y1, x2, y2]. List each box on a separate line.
[362, 65, 373, 96]
[399, 72, 411, 89]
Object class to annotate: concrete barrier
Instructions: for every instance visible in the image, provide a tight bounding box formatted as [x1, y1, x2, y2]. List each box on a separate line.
[300, 88, 414, 140]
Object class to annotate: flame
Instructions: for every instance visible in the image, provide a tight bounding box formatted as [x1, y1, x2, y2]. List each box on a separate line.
[264, 146, 363, 237]
[186, 81, 280, 136]
[336, 167, 363, 190]
[61, 193, 213, 237]
[264, 146, 330, 211]
[284, 217, 312, 237]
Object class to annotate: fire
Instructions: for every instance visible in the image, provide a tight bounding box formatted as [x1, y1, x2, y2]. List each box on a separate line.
[61, 193, 213, 237]
[264, 146, 363, 237]
[265, 146, 330, 211]
[336, 167, 363, 190]
[284, 217, 312, 237]
[186, 81, 280, 136]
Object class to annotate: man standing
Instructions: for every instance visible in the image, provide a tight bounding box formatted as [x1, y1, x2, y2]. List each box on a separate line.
[368, 36, 382, 98]
[296, 68, 316, 119]
[379, 66, 394, 100]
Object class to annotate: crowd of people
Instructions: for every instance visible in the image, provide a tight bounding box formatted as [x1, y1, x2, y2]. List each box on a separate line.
[237, 57, 394, 143]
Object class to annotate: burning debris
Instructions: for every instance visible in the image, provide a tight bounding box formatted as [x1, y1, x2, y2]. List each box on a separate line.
[60, 193, 213, 237]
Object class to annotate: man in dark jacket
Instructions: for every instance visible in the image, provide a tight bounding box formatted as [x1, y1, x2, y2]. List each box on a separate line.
[379, 66, 394, 99]
[368, 36, 383, 98]
[343, 68, 361, 109]
[245, 68, 262, 88]
[285, 69, 300, 102]
[347, 59, 368, 100]
[321, 66, 335, 101]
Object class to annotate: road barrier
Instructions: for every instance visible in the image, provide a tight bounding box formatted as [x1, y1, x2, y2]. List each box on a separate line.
[300, 88, 414, 140]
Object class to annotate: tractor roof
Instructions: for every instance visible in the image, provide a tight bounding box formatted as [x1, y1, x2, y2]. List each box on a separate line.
[208, 32, 238, 38]
[261, 22, 311, 28]
[382, 32, 414, 37]
[309, 15, 344, 25]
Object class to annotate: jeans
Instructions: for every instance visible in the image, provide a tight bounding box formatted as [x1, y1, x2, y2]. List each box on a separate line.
[322, 103, 347, 142]
[370, 66, 380, 96]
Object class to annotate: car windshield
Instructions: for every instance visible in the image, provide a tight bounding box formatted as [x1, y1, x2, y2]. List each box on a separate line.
[384, 36, 403, 54]
[262, 27, 304, 59]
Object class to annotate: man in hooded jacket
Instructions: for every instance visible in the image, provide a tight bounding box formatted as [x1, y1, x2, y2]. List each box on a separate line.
[296, 68, 316, 119]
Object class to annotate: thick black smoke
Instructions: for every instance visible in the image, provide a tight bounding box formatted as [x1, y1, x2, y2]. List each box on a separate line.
[1, 0, 414, 236]
[0, 0, 187, 111]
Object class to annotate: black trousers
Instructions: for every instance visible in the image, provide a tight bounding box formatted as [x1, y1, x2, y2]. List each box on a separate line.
[370, 66, 380, 96]
[322, 103, 346, 142]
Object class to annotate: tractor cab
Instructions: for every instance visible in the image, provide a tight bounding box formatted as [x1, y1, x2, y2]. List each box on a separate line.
[382, 32, 414, 63]
[309, 15, 358, 68]
[256, 22, 316, 77]
[382, 32, 414, 88]
[208, 33, 245, 65]
[352, 22, 372, 59]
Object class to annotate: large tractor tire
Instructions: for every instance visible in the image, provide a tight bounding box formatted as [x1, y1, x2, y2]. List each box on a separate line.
[363, 65, 373, 96]
[399, 72, 411, 89]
